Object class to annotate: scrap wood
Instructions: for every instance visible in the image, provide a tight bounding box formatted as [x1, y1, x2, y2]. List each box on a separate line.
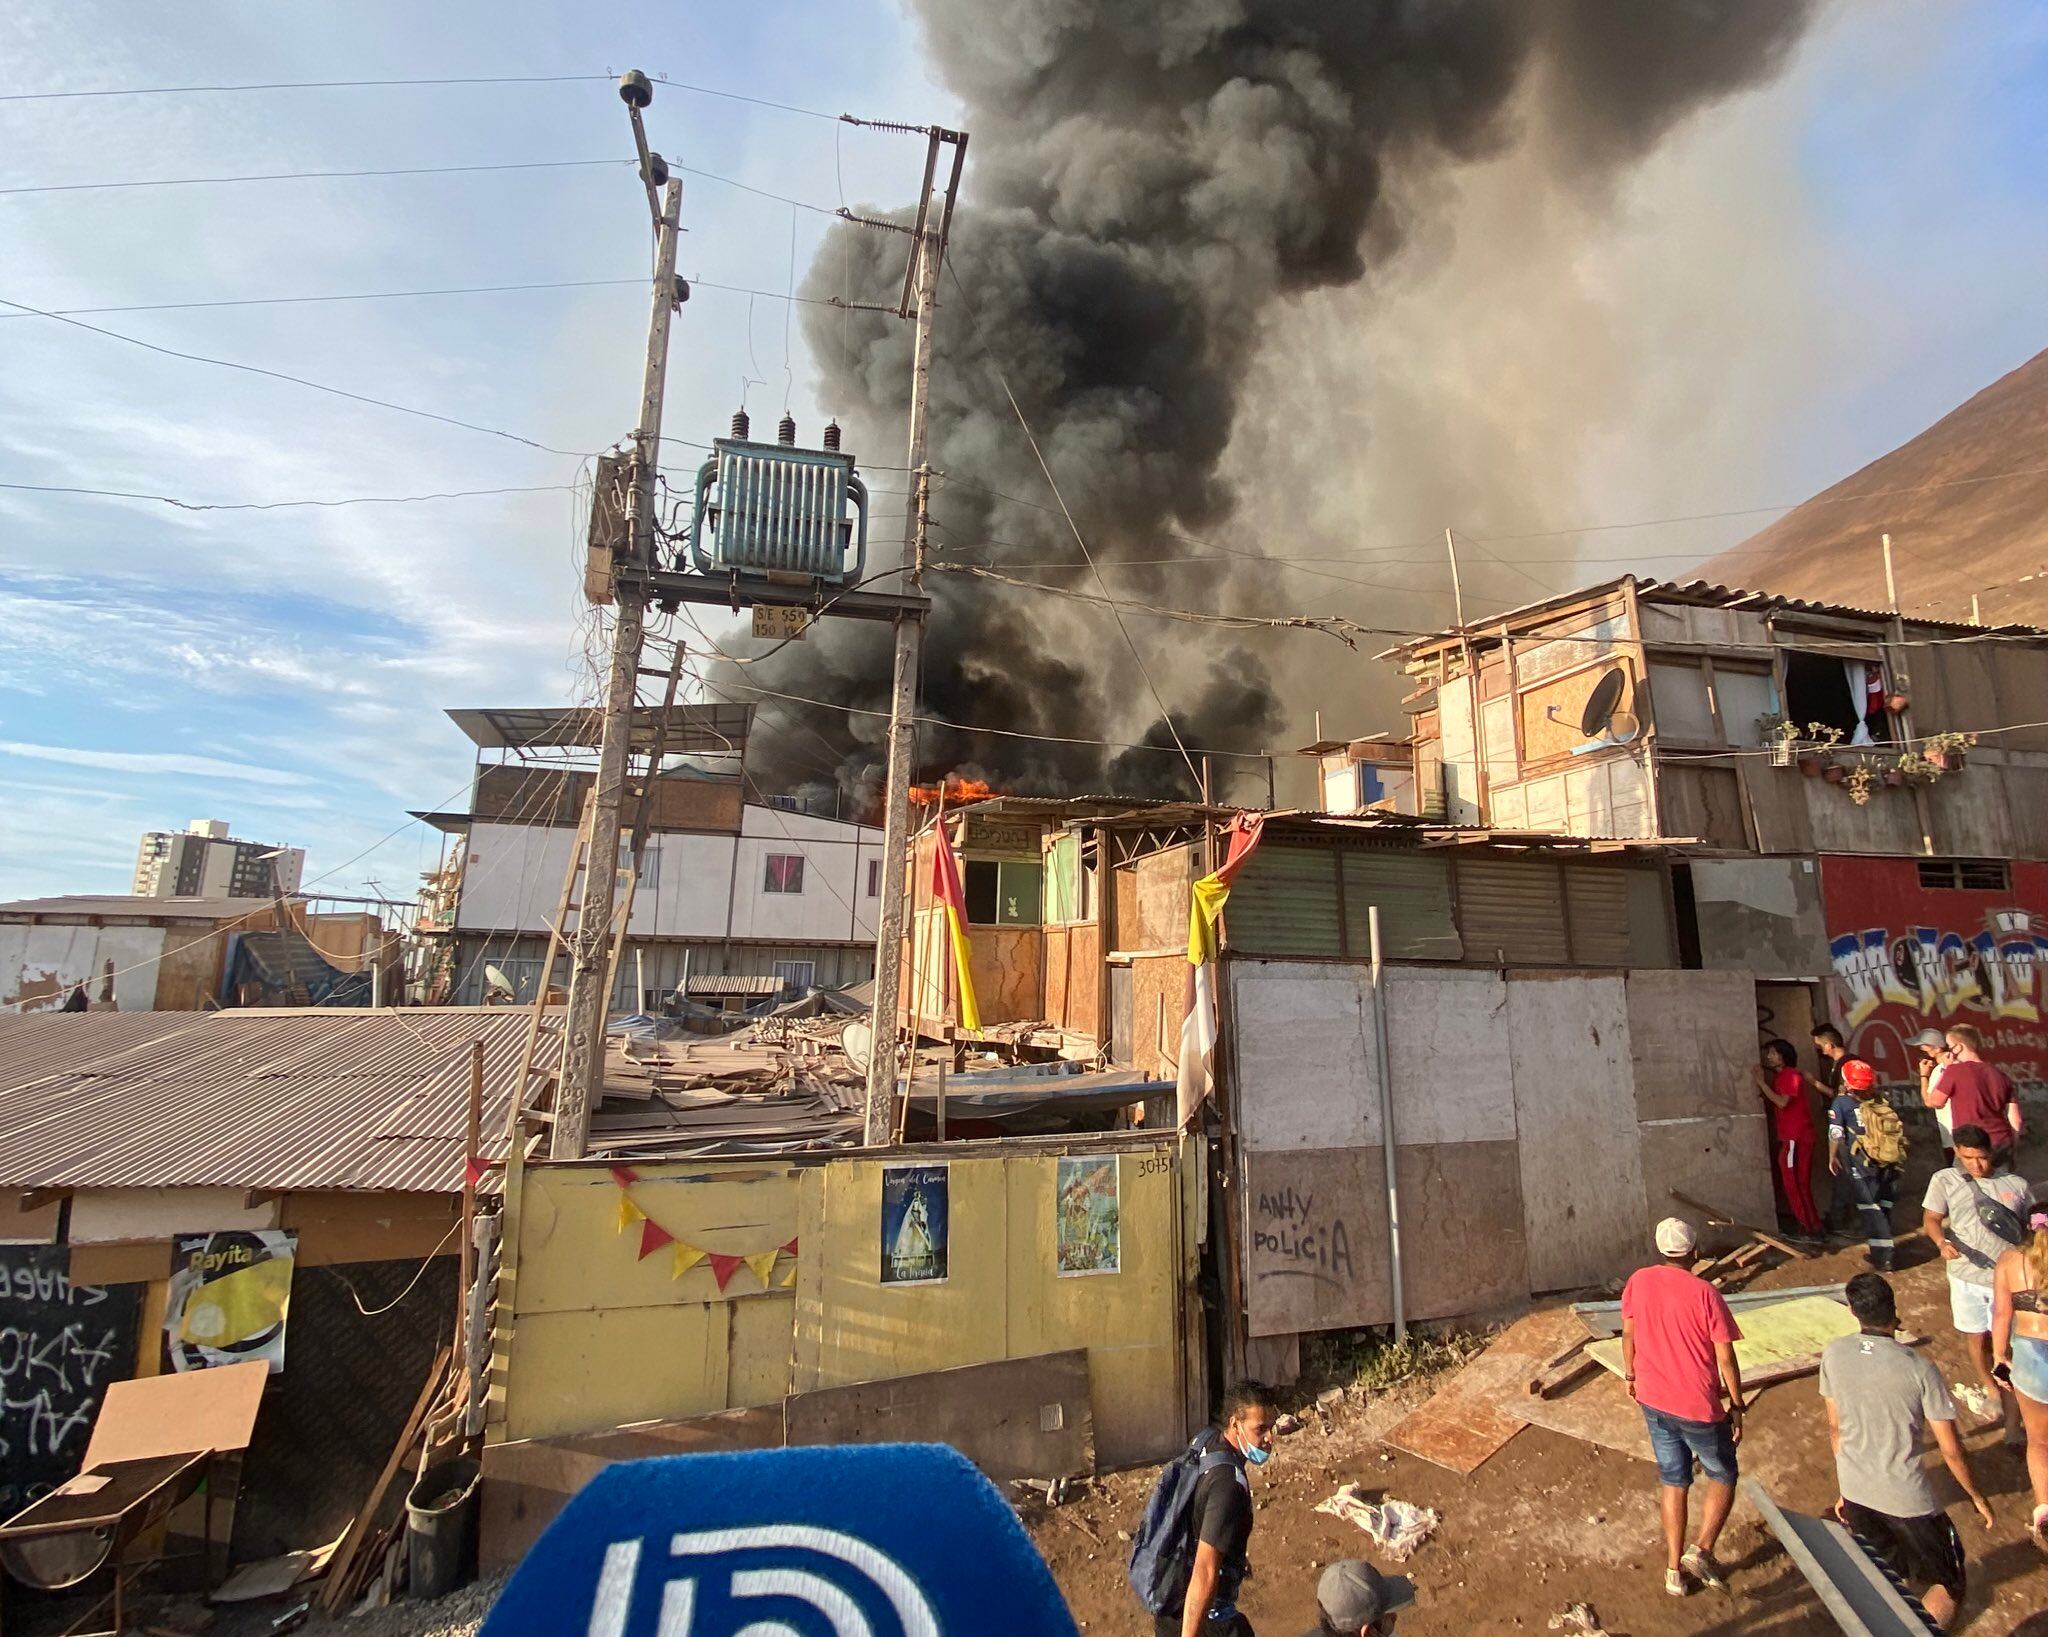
[1585, 1294, 1858, 1395]
[318, 1344, 450, 1614]
[1668, 1190, 1811, 1259]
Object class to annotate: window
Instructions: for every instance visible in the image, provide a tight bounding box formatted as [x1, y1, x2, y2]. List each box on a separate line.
[1918, 858, 2010, 892]
[772, 960, 816, 993]
[867, 859, 882, 897]
[618, 839, 656, 885]
[962, 859, 1042, 925]
[1782, 650, 1890, 742]
[763, 853, 805, 894]
[766, 794, 798, 812]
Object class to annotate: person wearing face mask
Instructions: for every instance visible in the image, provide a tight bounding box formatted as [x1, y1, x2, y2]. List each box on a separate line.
[1296, 1559, 1414, 1635]
[1162, 1380, 1279, 1636]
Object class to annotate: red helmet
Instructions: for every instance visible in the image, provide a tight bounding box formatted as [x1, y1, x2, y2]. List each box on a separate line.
[1841, 1058, 1877, 1093]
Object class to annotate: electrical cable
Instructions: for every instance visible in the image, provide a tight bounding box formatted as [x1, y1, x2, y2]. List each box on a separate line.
[0, 295, 587, 456]
[0, 479, 577, 511]
[0, 157, 633, 197]
[935, 562, 1374, 644]
[318, 1219, 466, 1316]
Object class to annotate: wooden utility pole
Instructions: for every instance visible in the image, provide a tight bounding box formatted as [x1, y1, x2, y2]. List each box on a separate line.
[1443, 526, 1468, 632]
[556, 73, 686, 1158]
[863, 129, 966, 1145]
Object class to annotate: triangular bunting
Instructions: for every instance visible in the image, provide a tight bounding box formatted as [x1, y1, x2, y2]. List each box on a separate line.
[616, 1191, 644, 1233]
[638, 1217, 674, 1261]
[781, 1237, 799, 1257]
[744, 1250, 779, 1288]
[705, 1252, 744, 1292]
[462, 1155, 488, 1189]
[609, 1165, 640, 1188]
[777, 1263, 798, 1288]
[672, 1242, 707, 1280]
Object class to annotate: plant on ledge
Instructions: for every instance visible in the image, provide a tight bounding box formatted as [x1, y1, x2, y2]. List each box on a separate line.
[1923, 730, 1977, 771]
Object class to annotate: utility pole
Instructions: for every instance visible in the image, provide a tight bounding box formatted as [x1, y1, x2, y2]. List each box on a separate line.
[1443, 526, 1467, 632]
[555, 72, 686, 1159]
[863, 129, 966, 1146]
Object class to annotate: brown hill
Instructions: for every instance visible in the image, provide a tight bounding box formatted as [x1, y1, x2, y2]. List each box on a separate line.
[1701, 345, 2048, 624]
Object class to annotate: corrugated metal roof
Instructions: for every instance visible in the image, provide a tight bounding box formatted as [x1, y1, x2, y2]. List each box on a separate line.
[0, 895, 281, 921]
[0, 1008, 562, 1195]
[683, 975, 785, 996]
[1384, 573, 2048, 659]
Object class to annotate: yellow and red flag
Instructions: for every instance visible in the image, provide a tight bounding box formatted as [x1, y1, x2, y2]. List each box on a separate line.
[1177, 813, 1265, 1121]
[932, 820, 982, 1031]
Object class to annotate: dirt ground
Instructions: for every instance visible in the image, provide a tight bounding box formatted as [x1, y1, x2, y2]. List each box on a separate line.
[1022, 1241, 2048, 1636]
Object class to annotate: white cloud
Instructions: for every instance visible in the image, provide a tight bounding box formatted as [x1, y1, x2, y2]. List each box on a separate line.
[0, 741, 307, 786]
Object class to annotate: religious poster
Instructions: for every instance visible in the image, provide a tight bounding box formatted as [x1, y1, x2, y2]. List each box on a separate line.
[1056, 1155, 1121, 1276]
[880, 1164, 948, 1285]
[166, 1229, 296, 1374]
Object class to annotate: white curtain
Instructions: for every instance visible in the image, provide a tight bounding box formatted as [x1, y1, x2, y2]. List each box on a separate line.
[1844, 659, 1874, 745]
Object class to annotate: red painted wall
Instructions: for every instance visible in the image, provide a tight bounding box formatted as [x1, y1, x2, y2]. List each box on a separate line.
[1819, 855, 2048, 1092]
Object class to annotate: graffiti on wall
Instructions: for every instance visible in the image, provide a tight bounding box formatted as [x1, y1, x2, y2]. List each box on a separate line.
[1821, 856, 2048, 1093]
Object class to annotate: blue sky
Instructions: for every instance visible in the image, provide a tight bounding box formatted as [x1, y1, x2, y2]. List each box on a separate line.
[1, 0, 2045, 904]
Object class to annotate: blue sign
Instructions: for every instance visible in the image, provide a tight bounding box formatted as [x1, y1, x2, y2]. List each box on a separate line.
[483, 1443, 1078, 1637]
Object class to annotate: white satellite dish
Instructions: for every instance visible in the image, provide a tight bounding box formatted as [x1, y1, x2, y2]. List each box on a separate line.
[483, 964, 517, 1002]
[839, 1018, 874, 1075]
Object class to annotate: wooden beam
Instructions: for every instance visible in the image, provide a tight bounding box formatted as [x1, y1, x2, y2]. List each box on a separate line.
[242, 1189, 286, 1211]
[20, 1187, 69, 1214]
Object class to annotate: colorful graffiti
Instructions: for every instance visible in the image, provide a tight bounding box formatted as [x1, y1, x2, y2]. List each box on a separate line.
[1820, 856, 2048, 1093]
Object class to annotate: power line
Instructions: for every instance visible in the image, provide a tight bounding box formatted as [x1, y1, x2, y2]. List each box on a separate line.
[0, 157, 632, 197]
[0, 274, 844, 322]
[0, 479, 576, 511]
[0, 294, 587, 456]
[935, 562, 1377, 644]
[0, 73, 844, 122]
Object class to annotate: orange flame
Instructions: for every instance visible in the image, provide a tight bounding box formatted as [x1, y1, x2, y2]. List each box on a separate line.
[909, 775, 997, 807]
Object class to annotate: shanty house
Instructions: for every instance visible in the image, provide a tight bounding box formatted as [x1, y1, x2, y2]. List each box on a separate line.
[1388, 576, 2048, 1131]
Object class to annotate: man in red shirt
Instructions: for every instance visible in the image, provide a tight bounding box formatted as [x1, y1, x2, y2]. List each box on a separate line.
[1621, 1217, 1746, 1598]
[1933, 1025, 2022, 1159]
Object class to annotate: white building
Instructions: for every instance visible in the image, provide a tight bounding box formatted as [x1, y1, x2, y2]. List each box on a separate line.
[415, 705, 884, 1008]
[133, 819, 305, 899]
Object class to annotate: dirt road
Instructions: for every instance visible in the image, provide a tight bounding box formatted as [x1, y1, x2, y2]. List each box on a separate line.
[1024, 1245, 2048, 1635]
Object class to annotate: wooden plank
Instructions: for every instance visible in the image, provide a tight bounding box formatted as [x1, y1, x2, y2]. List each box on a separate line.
[478, 1404, 783, 1570]
[1669, 1189, 1812, 1260]
[319, 1346, 449, 1614]
[84, 1359, 268, 1469]
[1509, 974, 1644, 1291]
[784, 1350, 1094, 1482]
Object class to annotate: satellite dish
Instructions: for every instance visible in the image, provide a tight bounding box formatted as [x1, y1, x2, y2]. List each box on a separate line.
[1607, 710, 1641, 743]
[839, 1017, 874, 1074]
[484, 964, 516, 1001]
[1579, 667, 1628, 738]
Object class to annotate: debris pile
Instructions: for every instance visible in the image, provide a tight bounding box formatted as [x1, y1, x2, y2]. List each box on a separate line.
[1312, 1487, 1439, 1561]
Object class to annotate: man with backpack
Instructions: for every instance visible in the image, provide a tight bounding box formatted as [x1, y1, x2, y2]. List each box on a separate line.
[1129, 1379, 1279, 1635]
[1829, 1057, 1907, 1270]
[1924, 1127, 2036, 1445]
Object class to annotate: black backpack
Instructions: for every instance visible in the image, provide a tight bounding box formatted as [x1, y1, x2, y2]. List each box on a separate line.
[1127, 1429, 1238, 1615]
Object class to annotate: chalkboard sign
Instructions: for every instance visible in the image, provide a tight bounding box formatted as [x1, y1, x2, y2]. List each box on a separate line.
[0, 1244, 142, 1517]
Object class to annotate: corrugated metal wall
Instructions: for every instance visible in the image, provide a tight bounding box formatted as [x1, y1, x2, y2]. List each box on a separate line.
[1224, 848, 1343, 956]
[1341, 852, 1462, 960]
[1445, 856, 1571, 965]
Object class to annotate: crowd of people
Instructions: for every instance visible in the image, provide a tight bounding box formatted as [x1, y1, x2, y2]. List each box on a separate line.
[1126, 1024, 2042, 1632]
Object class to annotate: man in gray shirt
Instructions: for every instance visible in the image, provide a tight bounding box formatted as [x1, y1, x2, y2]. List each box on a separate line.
[1922, 1125, 2035, 1443]
[1819, 1273, 1994, 1630]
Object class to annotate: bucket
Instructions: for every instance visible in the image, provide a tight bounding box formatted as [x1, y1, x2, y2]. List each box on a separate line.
[404, 1456, 480, 1601]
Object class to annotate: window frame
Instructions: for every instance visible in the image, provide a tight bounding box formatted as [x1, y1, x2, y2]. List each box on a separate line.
[762, 852, 807, 895]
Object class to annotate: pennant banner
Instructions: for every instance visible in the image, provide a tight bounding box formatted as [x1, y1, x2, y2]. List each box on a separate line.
[1177, 813, 1267, 1123]
[705, 1252, 745, 1292]
[932, 822, 983, 1032]
[671, 1242, 706, 1280]
[616, 1192, 644, 1234]
[638, 1217, 675, 1261]
[610, 1173, 794, 1289]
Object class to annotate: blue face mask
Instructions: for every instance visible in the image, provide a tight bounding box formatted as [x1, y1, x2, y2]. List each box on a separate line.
[1243, 1444, 1270, 1467]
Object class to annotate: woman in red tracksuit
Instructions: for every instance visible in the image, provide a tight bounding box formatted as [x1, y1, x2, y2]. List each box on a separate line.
[1754, 1037, 1824, 1238]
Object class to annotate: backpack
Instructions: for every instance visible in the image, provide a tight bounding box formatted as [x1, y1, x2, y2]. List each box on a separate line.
[1852, 1097, 1908, 1168]
[1127, 1429, 1238, 1615]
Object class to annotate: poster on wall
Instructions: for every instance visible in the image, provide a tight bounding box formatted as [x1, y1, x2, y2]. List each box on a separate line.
[166, 1229, 297, 1374]
[880, 1164, 948, 1285]
[0, 1244, 142, 1516]
[1055, 1155, 1121, 1277]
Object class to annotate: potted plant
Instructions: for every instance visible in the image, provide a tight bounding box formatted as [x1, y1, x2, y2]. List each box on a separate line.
[1758, 713, 1800, 768]
[1796, 721, 1845, 776]
[1823, 762, 1848, 785]
[1882, 766, 1906, 788]
[1885, 691, 1911, 714]
[1924, 730, 1977, 771]
[1898, 750, 1941, 785]
[1845, 762, 1877, 805]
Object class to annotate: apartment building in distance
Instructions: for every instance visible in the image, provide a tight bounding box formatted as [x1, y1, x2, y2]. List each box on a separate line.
[132, 818, 305, 899]
[413, 705, 884, 1008]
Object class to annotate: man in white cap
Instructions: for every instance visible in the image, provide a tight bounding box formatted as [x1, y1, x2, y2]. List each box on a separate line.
[1296, 1560, 1413, 1636]
[1911, 1028, 1955, 1164]
[1621, 1216, 1745, 1597]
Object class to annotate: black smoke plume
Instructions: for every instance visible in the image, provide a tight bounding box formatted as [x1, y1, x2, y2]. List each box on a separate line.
[731, 1, 1813, 813]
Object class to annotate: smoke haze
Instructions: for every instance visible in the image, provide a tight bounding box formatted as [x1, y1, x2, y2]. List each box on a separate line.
[731, 0, 1816, 810]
